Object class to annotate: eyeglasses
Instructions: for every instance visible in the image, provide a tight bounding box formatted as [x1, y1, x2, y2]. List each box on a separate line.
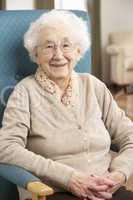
[37, 41, 75, 55]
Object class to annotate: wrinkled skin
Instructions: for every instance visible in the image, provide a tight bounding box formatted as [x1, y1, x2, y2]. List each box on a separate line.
[68, 171, 125, 200]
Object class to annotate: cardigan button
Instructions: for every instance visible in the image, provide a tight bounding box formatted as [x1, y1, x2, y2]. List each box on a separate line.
[78, 125, 82, 130]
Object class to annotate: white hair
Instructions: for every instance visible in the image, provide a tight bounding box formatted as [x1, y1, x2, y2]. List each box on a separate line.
[24, 10, 90, 62]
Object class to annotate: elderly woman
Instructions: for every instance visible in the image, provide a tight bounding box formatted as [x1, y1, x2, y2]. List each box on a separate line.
[0, 10, 133, 200]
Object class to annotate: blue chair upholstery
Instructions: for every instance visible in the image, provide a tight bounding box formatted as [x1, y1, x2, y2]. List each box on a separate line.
[0, 164, 40, 200]
[0, 9, 91, 200]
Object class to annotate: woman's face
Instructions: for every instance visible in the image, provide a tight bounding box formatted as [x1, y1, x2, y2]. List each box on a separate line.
[36, 26, 81, 80]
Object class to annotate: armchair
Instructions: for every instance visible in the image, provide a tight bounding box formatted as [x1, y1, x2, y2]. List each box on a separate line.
[0, 9, 91, 200]
[107, 32, 133, 85]
[0, 164, 54, 200]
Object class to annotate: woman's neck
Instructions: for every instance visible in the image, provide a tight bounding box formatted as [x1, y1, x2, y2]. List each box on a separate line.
[50, 76, 70, 92]
[38, 66, 71, 92]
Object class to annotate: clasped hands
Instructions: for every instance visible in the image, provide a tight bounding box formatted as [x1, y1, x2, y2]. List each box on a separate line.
[68, 171, 126, 200]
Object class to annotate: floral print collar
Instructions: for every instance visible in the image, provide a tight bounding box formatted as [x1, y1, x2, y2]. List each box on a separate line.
[35, 67, 74, 106]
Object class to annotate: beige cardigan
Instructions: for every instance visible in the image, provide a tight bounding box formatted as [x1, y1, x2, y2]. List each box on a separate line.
[0, 73, 133, 190]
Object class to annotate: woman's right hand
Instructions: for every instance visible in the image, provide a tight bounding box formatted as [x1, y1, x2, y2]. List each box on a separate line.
[68, 172, 116, 200]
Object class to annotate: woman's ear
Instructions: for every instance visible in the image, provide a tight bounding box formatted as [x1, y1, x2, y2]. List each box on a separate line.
[34, 48, 40, 64]
[76, 48, 82, 62]
[36, 57, 40, 65]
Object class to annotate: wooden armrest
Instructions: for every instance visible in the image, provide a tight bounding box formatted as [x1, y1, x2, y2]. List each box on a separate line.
[27, 181, 54, 197]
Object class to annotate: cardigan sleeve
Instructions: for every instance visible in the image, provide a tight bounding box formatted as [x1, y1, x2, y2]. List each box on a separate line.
[0, 83, 75, 189]
[98, 83, 133, 181]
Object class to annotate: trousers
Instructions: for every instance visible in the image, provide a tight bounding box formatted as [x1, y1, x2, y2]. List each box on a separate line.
[47, 187, 133, 200]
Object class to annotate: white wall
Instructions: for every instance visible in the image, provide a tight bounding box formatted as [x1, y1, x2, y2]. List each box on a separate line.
[55, 0, 87, 10]
[5, 0, 35, 10]
[101, 0, 133, 83]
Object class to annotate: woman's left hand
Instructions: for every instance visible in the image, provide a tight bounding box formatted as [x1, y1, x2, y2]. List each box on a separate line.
[105, 171, 126, 193]
[92, 171, 126, 199]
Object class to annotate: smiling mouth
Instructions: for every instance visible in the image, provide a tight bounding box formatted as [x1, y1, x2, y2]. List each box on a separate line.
[50, 63, 67, 68]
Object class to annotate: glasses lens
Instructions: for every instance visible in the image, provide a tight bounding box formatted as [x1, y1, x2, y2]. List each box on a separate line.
[61, 42, 73, 53]
[39, 41, 74, 55]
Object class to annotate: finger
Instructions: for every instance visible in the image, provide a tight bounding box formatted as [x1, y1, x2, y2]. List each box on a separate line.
[84, 189, 100, 200]
[91, 196, 105, 200]
[79, 187, 90, 199]
[89, 184, 109, 192]
[95, 176, 116, 186]
[90, 174, 116, 187]
[81, 191, 88, 199]
[86, 189, 95, 199]
[107, 183, 121, 194]
[96, 191, 112, 199]
[86, 189, 105, 200]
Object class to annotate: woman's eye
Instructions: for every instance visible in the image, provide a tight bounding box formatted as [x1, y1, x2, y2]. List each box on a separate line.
[63, 44, 70, 48]
[46, 45, 54, 49]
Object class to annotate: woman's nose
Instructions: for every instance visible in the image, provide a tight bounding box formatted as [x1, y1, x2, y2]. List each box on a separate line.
[53, 47, 64, 60]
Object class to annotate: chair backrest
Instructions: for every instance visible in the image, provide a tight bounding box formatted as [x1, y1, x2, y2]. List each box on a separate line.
[0, 9, 91, 200]
[0, 9, 91, 127]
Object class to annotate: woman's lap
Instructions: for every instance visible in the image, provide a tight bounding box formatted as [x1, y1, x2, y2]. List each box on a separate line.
[47, 187, 133, 200]
[111, 186, 133, 200]
[47, 192, 79, 200]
